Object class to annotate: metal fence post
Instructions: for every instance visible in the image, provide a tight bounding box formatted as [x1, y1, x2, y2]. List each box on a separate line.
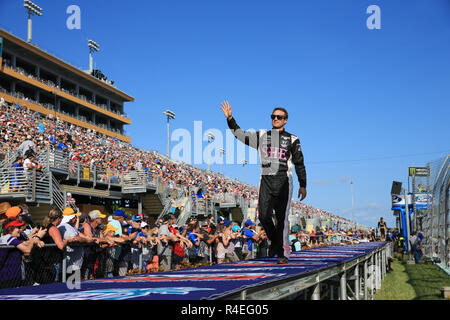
[340, 271, 347, 300]
[354, 263, 360, 300]
[371, 254, 375, 299]
[312, 282, 321, 300]
[62, 250, 67, 283]
[364, 259, 368, 300]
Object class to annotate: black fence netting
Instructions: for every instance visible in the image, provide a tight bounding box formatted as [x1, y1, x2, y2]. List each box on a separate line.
[0, 241, 154, 290]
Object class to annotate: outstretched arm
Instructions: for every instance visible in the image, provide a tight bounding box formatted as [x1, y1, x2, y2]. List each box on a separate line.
[220, 100, 259, 149]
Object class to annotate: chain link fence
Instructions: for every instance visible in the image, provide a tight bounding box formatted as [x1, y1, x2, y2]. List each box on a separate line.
[0, 241, 158, 290]
[422, 155, 449, 271]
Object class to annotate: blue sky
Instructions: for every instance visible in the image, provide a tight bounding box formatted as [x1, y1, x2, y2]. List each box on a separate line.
[1, 0, 449, 228]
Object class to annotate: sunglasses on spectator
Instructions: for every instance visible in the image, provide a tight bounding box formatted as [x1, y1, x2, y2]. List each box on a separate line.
[271, 114, 286, 120]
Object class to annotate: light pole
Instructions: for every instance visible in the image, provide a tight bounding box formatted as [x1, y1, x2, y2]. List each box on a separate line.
[163, 110, 175, 158]
[218, 148, 225, 175]
[88, 39, 100, 74]
[350, 179, 354, 223]
[24, 0, 43, 43]
[206, 133, 215, 171]
[241, 159, 248, 184]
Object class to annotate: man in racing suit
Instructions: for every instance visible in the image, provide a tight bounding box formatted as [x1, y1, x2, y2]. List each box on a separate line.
[221, 101, 307, 264]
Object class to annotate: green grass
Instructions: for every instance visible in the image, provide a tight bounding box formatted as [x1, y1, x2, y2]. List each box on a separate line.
[375, 256, 450, 300]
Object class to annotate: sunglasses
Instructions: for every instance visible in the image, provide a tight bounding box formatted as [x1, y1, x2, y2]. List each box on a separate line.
[271, 114, 286, 120]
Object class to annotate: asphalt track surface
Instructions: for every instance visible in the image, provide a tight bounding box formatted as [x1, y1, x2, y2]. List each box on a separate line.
[0, 242, 386, 300]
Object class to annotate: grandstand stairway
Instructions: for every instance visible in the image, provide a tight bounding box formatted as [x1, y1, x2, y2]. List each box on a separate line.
[142, 193, 164, 216]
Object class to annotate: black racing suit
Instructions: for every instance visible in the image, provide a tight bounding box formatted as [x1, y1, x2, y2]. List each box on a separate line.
[227, 116, 307, 257]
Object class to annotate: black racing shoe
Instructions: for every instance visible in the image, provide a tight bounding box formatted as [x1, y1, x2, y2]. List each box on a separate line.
[277, 256, 289, 264]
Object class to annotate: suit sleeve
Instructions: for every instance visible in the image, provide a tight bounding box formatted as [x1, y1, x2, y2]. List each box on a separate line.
[290, 137, 307, 188]
[227, 117, 259, 149]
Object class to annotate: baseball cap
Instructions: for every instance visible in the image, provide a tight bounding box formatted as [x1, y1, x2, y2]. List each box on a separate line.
[131, 215, 141, 222]
[244, 219, 255, 226]
[3, 220, 25, 229]
[113, 209, 128, 218]
[0, 202, 11, 215]
[217, 216, 225, 223]
[224, 220, 232, 227]
[103, 223, 119, 235]
[61, 207, 81, 224]
[5, 206, 22, 219]
[141, 222, 149, 228]
[232, 225, 241, 232]
[88, 210, 106, 220]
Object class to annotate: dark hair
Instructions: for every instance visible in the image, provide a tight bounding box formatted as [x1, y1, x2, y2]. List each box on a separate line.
[272, 107, 288, 119]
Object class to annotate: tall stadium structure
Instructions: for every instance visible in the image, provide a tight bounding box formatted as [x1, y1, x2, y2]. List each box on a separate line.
[0, 29, 133, 143]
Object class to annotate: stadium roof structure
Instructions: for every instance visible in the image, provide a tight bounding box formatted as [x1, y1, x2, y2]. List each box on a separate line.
[0, 29, 134, 102]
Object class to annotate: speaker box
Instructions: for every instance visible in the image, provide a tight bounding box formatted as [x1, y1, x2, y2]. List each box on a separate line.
[391, 181, 402, 195]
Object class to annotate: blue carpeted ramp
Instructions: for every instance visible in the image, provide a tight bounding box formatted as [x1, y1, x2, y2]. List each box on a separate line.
[0, 242, 386, 300]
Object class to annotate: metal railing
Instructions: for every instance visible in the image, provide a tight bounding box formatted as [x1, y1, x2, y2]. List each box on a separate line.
[0, 242, 154, 289]
[50, 174, 65, 213]
[222, 242, 392, 300]
[422, 155, 450, 270]
[0, 167, 29, 196]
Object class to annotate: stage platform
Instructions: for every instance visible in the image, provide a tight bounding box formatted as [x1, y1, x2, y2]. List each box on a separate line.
[0, 242, 389, 300]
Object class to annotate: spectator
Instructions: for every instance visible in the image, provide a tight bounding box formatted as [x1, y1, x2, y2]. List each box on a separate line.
[17, 135, 35, 157]
[37, 208, 72, 283]
[11, 156, 23, 192]
[409, 232, 423, 264]
[0, 218, 44, 288]
[369, 229, 376, 242]
[98, 223, 120, 278]
[225, 224, 241, 262]
[110, 209, 128, 236]
[81, 210, 107, 280]
[23, 151, 42, 185]
[230, 224, 244, 260]
[128, 215, 143, 270]
[198, 220, 218, 263]
[289, 228, 301, 252]
[157, 215, 177, 271]
[168, 219, 191, 269]
[0, 202, 11, 235]
[215, 220, 230, 264]
[219, 220, 238, 263]
[57, 207, 93, 278]
[146, 224, 160, 272]
[242, 220, 259, 260]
